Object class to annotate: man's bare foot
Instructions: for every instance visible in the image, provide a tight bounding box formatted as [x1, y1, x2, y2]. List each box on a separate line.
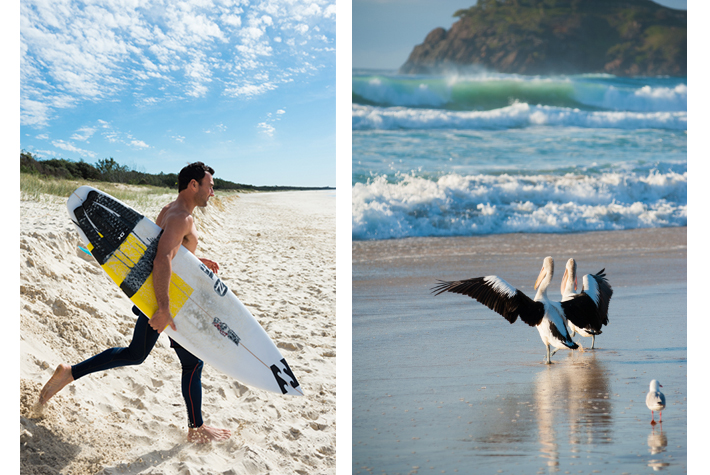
[187, 425, 231, 443]
[38, 364, 74, 405]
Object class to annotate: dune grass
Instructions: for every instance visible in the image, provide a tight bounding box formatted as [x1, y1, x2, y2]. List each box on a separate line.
[21, 173, 170, 199]
[20, 173, 238, 215]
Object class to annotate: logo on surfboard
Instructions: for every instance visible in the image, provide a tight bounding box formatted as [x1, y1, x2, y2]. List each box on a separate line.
[212, 317, 241, 346]
[270, 358, 300, 394]
[213, 279, 228, 296]
[199, 263, 229, 296]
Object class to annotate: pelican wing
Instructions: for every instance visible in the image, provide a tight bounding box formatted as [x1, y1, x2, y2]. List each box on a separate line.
[585, 269, 613, 326]
[560, 269, 613, 332]
[432, 276, 544, 327]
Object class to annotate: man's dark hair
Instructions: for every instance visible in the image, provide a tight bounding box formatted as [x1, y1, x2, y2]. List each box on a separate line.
[178, 162, 215, 192]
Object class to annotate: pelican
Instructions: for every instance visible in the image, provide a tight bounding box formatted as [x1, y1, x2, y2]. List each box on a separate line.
[559, 258, 613, 349]
[432, 256, 578, 364]
[646, 380, 666, 425]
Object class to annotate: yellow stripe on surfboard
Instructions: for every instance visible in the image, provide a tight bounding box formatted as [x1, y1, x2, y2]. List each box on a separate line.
[130, 272, 193, 320]
[101, 233, 146, 286]
[98, 232, 193, 321]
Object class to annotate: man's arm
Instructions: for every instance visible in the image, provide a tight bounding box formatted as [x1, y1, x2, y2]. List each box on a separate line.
[198, 258, 219, 274]
[150, 213, 192, 333]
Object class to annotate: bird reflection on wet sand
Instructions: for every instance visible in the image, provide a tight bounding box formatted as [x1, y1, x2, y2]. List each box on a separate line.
[534, 353, 612, 468]
[647, 425, 670, 471]
[648, 425, 668, 455]
[467, 350, 681, 473]
[468, 353, 614, 470]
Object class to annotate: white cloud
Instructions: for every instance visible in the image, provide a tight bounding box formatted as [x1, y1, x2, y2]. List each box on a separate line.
[224, 82, 277, 98]
[205, 123, 227, 134]
[257, 122, 275, 137]
[70, 126, 97, 142]
[256, 107, 287, 137]
[184, 52, 213, 97]
[93, 119, 150, 149]
[33, 149, 56, 158]
[221, 14, 242, 27]
[21, 99, 52, 127]
[21, 0, 336, 127]
[130, 140, 150, 149]
[138, 97, 160, 106]
[51, 140, 97, 158]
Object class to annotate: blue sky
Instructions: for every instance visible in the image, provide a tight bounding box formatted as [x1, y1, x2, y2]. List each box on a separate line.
[353, 0, 688, 70]
[20, 0, 336, 187]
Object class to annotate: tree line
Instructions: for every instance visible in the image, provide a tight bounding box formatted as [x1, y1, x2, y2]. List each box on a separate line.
[20, 151, 333, 192]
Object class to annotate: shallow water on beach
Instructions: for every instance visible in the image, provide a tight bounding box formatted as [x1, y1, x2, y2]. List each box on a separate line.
[352, 231, 687, 474]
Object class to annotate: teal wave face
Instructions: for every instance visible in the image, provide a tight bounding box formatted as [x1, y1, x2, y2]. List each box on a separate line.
[449, 78, 585, 110]
[352, 73, 687, 112]
[352, 74, 584, 110]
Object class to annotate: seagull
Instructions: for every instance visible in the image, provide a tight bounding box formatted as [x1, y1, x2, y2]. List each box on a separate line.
[646, 380, 666, 425]
[560, 258, 613, 349]
[432, 256, 579, 364]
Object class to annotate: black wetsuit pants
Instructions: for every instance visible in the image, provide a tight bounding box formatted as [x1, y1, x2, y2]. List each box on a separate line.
[71, 306, 204, 428]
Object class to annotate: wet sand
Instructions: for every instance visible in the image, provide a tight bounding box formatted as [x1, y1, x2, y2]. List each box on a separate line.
[353, 227, 686, 474]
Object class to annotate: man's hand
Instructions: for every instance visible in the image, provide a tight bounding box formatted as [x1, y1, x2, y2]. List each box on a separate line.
[150, 307, 176, 333]
[199, 258, 220, 274]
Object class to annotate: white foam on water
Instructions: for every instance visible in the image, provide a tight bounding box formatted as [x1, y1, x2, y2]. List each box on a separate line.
[352, 103, 687, 131]
[352, 170, 687, 240]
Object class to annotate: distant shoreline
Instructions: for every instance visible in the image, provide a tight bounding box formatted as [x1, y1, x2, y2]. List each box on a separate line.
[20, 152, 333, 192]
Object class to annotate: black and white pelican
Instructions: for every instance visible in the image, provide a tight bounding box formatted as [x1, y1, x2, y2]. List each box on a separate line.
[560, 258, 613, 349]
[646, 380, 666, 425]
[432, 256, 578, 364]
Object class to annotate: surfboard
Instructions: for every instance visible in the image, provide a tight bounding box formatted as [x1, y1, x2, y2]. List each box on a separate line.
[66, 186, 303, 396]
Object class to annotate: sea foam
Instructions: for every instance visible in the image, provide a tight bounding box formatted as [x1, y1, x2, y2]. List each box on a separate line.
[352, 170, 687, 240]
[352, 103, 687, 131]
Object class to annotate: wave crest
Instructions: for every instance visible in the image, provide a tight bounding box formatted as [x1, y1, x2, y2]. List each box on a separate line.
[352, 170, 687, 240]
[352, 103, 687, 131]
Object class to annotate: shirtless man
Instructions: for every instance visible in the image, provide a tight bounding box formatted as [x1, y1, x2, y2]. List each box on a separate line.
[38, 162, 231, 443]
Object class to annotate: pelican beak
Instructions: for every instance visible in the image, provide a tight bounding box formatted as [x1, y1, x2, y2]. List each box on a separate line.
[574, 275, 578, 291]
[561, 268, 568, 294]
[534, 266, 546, 290]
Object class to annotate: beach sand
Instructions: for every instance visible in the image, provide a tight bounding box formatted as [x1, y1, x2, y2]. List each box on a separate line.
[20, 189, 336, 474]
[353, 227, 686, 474]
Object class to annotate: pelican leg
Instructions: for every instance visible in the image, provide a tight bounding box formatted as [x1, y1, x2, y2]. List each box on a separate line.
[545, 345, 552, 364]
[591, 335, 596, 349]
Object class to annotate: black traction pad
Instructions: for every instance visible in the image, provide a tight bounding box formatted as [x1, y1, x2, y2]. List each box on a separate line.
[73, 190, 144, 265]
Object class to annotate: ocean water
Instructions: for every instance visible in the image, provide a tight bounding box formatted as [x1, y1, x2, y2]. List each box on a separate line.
[352, 70, 687, 240]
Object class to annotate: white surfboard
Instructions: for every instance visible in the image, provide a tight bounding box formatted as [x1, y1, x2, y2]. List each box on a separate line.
[66, 185, 303, 396]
